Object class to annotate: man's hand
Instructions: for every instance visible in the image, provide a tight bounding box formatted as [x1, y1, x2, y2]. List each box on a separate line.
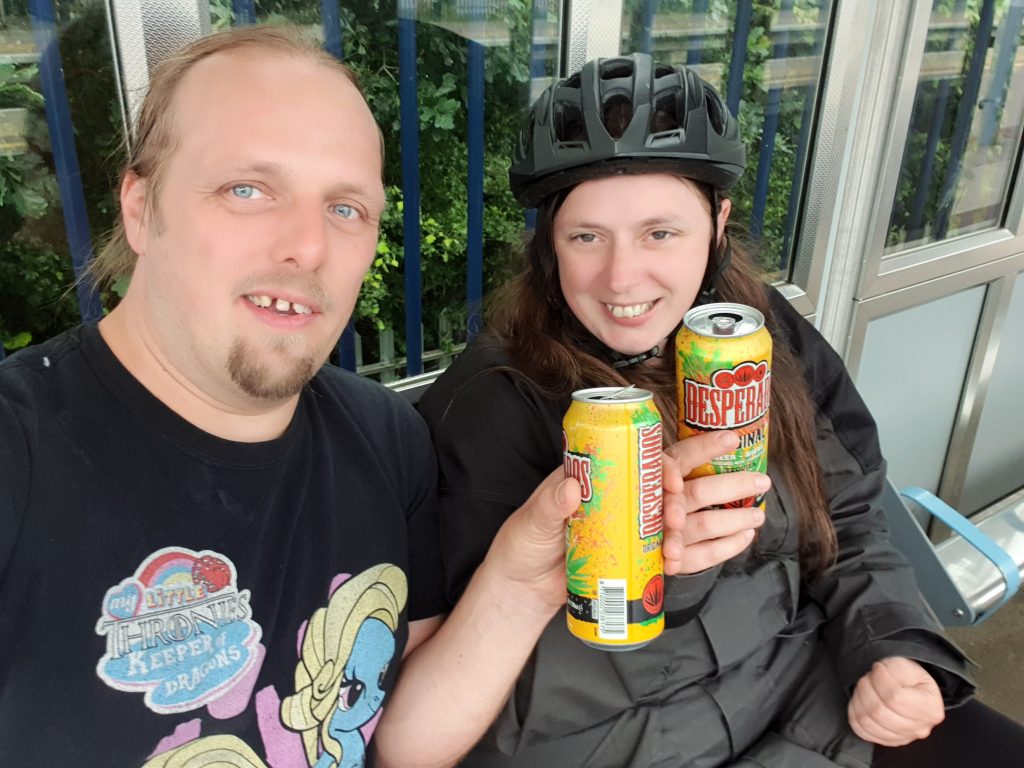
[848, 657, 945, 746]
[662, 430, 769, 575]
[485, 470, 582, 611]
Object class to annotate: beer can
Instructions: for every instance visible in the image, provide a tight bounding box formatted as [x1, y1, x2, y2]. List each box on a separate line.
[675, 303, 772, 509]
[562, 386, 664, 651]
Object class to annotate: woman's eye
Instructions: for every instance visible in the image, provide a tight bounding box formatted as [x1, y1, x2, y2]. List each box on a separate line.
[230, 184, 263, 200]
[650, 230, 672, 241]
[573, 233, 597, 243]
[332, 203, 363, 221]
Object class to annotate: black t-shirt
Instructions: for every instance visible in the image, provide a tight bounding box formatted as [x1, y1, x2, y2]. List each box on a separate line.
[0, 324, 448, 766]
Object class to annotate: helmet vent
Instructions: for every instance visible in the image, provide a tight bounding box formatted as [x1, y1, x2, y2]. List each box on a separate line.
[602, 94, 633, 139]
[653, 93, 681, 132]
[553, 101, 585, 143]
[705, 89, 727, 135]
[600, 61, 634, 81]
[653, 64, 674, 79]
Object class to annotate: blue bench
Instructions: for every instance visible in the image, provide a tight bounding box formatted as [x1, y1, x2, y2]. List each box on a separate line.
[882, 482, 1023, 627]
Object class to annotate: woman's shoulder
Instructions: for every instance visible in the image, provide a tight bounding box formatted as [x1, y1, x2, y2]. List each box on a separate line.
[418, 334, 562, 435]
[763, 286, 846, 394]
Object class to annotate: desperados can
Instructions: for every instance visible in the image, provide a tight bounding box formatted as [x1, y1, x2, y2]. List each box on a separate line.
[675, 303, 772, 509]
[562, 386, 664, 651]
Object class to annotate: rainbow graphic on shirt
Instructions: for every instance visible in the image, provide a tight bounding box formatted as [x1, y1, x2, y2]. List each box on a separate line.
[95, 546, 263, 714]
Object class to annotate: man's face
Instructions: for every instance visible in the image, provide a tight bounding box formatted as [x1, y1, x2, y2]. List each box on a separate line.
[122, 50, 385, 407]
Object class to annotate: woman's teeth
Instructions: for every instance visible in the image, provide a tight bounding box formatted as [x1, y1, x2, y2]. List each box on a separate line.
[246, 294, 313, 315]
[607, 302, 653, 318]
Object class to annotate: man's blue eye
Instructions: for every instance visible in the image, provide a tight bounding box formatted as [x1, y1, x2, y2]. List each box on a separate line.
[333, 204, 360, 220]
[231, 185, 259, 199]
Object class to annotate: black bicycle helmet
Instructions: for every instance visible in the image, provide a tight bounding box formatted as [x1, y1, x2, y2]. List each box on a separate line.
[509, 53, 746, 209]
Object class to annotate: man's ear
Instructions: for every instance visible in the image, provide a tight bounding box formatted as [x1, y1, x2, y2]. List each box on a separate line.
[121, 171, 148, 255]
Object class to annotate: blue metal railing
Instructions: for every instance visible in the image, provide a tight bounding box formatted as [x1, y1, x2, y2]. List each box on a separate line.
[232, 0, 256, 25]
[398, 0, 424, 376]
[319, 1, 356, 370]
[28, 0, 102, 330]
[466, 1, 486, 341]
[934, 0, 997, 239]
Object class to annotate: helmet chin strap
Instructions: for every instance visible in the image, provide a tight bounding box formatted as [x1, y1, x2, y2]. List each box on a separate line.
[610, 346, 662, 369]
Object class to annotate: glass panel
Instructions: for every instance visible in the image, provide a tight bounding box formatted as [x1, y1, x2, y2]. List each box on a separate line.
[621, 0, 834, 281]
[961, 271, 1024, 514]
[887, 0, 1024, 254]
[855, 286, 986, 494]
[0, 0, 121, 358]
[207, 0, 561, 380]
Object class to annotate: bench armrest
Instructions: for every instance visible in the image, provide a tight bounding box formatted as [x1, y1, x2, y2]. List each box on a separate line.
[900, 486, 1021, 620]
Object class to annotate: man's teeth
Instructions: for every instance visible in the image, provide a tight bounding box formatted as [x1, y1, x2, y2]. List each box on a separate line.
[246, 294, 313, 315]
[607, 302, 653, 318]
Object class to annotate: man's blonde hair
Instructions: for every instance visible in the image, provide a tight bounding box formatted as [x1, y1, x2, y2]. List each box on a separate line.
[90, 25, 371, 288]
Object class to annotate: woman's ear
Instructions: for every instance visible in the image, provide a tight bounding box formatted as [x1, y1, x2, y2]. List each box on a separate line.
[717, 197, 732, 240]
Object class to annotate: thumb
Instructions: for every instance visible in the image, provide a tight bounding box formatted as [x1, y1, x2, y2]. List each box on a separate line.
[519, 469, 582, 538]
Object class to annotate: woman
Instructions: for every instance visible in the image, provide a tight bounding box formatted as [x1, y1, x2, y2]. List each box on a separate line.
[419, 54, 1006, 767]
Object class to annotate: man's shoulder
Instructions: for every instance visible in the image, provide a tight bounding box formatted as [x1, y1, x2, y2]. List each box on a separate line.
[307, 364, 424, 434]
[0, 326, 89, 408]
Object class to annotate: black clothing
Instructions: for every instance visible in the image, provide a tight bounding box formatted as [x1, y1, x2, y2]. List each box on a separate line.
[874, 699, 1024, 768]
[418, 289, 974, 768]
[0, 324, 448, 766]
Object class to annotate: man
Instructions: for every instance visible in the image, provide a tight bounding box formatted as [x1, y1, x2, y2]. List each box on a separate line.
[0, 25, 534, 766]
[0, 25, 737, 768]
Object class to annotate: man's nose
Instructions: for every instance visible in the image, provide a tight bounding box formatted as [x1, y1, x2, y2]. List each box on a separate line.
[278, 203, 328, 270]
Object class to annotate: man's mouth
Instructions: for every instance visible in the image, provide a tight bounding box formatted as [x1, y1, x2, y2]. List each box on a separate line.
[606, 301, 655, 318]
[245, 294, 314, 316]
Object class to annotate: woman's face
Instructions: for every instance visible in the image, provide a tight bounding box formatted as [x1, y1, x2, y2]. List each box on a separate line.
[553, 173, 730, 357]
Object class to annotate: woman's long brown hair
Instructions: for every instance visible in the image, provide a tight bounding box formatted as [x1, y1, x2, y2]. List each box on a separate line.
[486, 190, 838, 580]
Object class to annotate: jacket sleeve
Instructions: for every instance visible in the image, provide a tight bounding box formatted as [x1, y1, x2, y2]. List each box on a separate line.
[418, 359, 564, 603]
[773, 293, 974, 705]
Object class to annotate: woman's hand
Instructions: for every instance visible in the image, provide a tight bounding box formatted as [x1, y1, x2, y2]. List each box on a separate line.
[662, 430, 769, 575]
[848, 657, 945, 746]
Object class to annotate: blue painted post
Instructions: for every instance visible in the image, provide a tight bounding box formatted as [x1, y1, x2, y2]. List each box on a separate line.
[232, 0, 256, 25]
[779, 85, 813, 271]
[979, 0, 1024, 147]
[688, 0, 708, 65]
[398, 1, 423, 375]
[529, 0, 548, 82]
[906, 0, 965, 240]
[935, 0, 996, 239]
[725, 0, 752, 117]
[750, 0, 793, 239]
[317, 0, 356, 370]
[907, 80, 951, 240]
[640, 0, 656, 55]
[467, 2, 485, 340]
[321, 0, 343, 61]
[28, 0, 102, 324]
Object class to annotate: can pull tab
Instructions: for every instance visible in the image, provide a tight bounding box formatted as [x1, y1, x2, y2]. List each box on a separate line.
[710, 313, 741, 336]
[599, 384, 637, 400]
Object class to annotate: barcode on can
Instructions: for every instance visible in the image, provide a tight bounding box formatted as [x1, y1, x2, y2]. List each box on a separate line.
[597, 579, 627, 639]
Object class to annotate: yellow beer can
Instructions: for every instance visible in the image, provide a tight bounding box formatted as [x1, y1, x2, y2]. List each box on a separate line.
[676, 303, 772, 509]
[563, 386, 664, 651]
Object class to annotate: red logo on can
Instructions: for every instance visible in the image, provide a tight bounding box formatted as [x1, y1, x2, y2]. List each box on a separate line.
[683, 361, 770, 429]
[638, 424, 663, 539]
[562, 431, 594, 502]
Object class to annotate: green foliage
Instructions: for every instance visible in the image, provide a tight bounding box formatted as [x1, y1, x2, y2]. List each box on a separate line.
[3, 0, 1001, 363]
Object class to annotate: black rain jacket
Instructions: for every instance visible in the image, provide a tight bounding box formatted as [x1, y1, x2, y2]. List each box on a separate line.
[418, 289, 973, 768]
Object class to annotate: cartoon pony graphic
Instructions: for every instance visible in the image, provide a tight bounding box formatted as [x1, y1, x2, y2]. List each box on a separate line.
[280, 564, 408, 768]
